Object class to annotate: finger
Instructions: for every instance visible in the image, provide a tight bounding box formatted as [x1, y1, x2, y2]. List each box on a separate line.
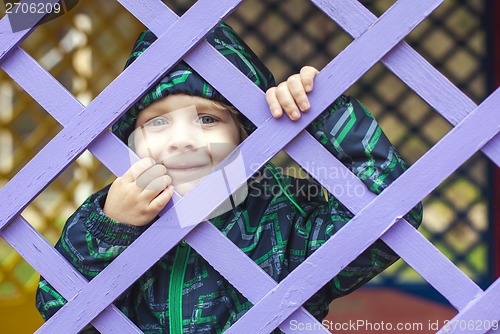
[144, 174, 172, 192]
[141, 175, 172, 199]
[300, 66, 319, 93]
[122, 158, 156, 182]
[287, 74, 310, 112]
[136, 164, 168, 189]
[266, 87, 283, 118]
[275, 82, 301, 120]
[149, 185, 174, 212]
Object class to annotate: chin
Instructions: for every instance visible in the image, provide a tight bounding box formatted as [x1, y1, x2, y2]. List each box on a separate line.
[174, 180, 201, 196]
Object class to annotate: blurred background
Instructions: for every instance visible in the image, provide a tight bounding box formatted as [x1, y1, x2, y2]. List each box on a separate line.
[0, 0, 498, 332]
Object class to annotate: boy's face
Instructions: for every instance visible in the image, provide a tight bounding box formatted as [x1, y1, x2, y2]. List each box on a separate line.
[133, 94, 241, 196]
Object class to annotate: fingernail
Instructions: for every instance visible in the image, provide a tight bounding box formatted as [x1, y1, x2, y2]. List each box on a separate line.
[292, 111, 301, 119]
[305, 85, 312, 92]
[300, 102, 309, 111]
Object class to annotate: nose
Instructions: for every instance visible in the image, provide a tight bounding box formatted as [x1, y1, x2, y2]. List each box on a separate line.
[166, 122, 205, 153]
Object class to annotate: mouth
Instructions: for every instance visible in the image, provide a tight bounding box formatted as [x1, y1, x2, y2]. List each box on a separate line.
[167, 165, 208, 172]
[163, 163, 212, 174]
[160, 153, 211, 178]
[165, 164, 211, 185]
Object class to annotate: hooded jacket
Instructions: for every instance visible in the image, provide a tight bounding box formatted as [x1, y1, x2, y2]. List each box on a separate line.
[36, 23, 422, 333]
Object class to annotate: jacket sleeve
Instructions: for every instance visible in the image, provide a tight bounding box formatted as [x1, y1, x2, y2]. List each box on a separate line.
[301, 95, 423, 300]
[35, 185, 146, 322]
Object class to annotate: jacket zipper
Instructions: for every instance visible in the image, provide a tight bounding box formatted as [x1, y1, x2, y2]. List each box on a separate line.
[169, 241, 190, 333]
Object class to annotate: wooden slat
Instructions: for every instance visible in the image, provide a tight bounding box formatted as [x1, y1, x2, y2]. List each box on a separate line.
[0, 0, 60, 61]
[435, 278, 500, 334]
[35, 0, 449, 330]
[0, 217, 142, 333]
[116, 0, 176, 34]
[310, 0, 500, 166]
[225, 88, 500, 333]
[285, 133, 484, 311]
[1, 19, 329, 333]
[185, 223, 331, 333]
[1, 8, 321, 332]
[0, 0, 497, 332]
[0, 47, 133, 177]
[0, 0, 242, 230]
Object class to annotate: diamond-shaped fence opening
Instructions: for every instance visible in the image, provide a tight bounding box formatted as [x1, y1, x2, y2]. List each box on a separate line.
[0, 86, 63, 231]
[18, 0, 145, 101]
[0, 239, 38, 302]
[0, 0, 498, 333]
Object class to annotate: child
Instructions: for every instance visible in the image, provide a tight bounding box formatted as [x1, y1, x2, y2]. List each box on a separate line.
[36, 23, 422, 333]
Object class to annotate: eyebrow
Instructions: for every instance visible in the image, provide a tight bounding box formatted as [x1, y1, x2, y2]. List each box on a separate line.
[137, 102, 229, 124]
[137, 108, 165, 122]
[197, 104, 231, 117]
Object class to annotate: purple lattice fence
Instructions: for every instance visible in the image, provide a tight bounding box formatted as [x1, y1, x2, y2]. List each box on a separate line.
[0, 0, 499, 333]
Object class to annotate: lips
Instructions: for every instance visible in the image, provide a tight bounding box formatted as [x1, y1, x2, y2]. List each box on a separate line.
[160, 150, 210, 168]
[162, 158, 210, 171]
[163, 160, 211, 181]
[164, 164, 211, 186]
[166, 165, 209, 172]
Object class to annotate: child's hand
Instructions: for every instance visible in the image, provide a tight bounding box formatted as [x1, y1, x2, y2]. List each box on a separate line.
[104, 158, 174, 226]
[266, 66, 319, 121]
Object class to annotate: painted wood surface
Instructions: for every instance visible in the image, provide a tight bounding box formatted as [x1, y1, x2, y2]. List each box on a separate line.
[0, 0, 498, 332]
[1, 3, 321, 332]
[0, 0, 61, 59]
[36, 0, 449, 331]
[285, 133, 484, 312]
[226, 89, 500, 333]
[122, 4, 486, 316]
[0, 0, 243, 230]
[311, 0, 500, 166]
[0, 8, 323, 333]
[0, 217, 142, 333]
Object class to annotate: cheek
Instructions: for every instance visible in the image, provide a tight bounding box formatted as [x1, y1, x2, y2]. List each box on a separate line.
[206, 125, 241, 162]
[230, 124, 242, 144]
[133, 131, 163, 159]
[132, 131, 147, 157]
[208, 142, 238, 166]
[134, 143, 152, 159]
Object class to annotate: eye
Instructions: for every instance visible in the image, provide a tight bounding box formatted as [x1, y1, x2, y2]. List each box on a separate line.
[146, 117, 168, 127]
[198, 115, 216, 125]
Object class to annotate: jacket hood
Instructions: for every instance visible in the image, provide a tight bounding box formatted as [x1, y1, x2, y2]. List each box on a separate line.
[112, 23, 275, 144]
